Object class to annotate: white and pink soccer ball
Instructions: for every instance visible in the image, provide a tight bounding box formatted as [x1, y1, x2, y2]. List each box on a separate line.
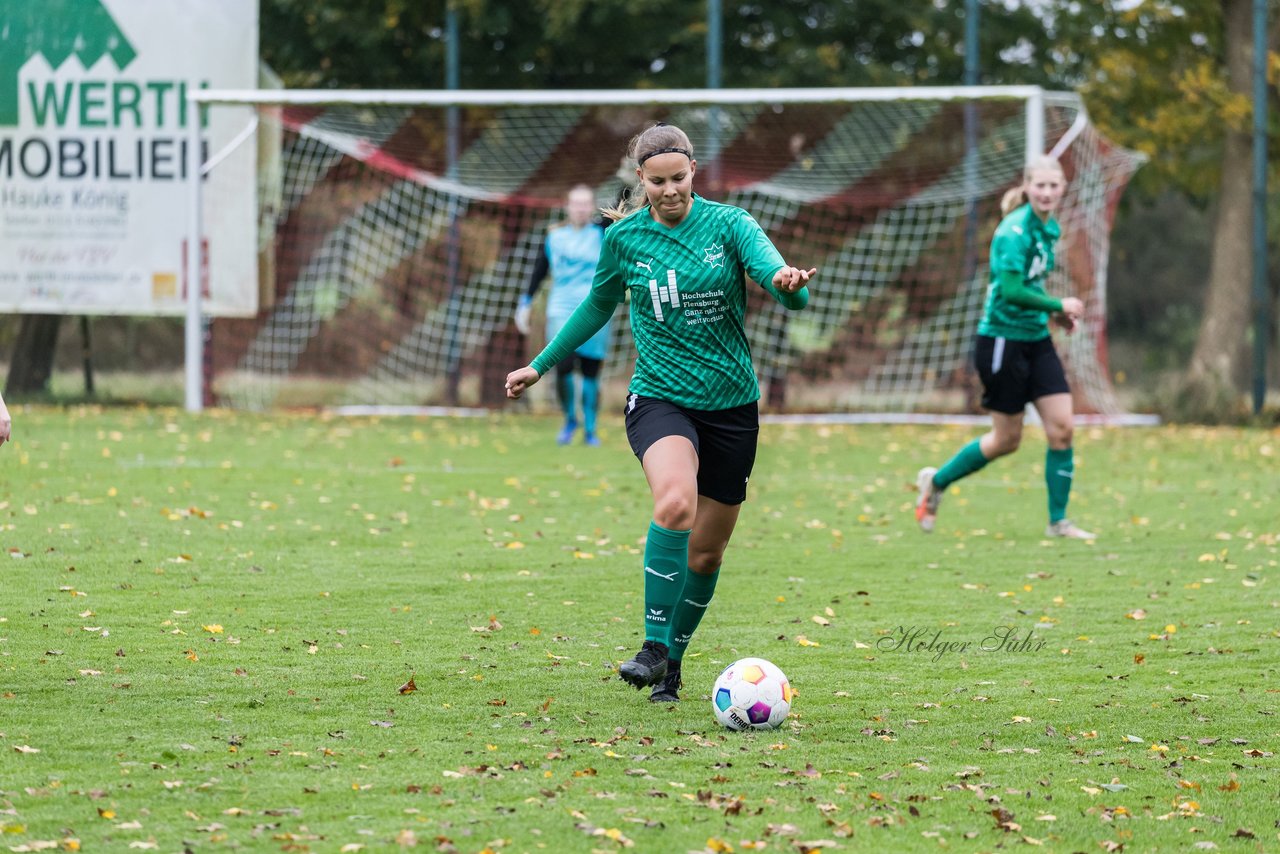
[711, 657, 794, 730]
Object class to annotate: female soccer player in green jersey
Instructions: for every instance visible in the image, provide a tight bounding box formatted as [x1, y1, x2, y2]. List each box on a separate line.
[915, 155, 1094, 540]
[505, 123, 817, 702]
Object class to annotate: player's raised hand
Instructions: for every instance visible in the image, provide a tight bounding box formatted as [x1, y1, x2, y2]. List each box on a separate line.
[773, 266, 817, 293]
[505, 366, 541, 399]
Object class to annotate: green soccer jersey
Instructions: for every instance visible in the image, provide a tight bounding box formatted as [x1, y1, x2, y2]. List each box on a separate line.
[529, 195, 806, 410]
[978, 203, 1062, 341]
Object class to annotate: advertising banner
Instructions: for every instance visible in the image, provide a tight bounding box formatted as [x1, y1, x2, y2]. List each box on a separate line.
[0, 0, 259, 316]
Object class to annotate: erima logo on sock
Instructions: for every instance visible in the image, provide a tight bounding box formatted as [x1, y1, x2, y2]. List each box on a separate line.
[1055, 469, 1074, 478]
[673, 632, 692, 645]
[647, 608, 667, 622]
[644, 565, 678, 581]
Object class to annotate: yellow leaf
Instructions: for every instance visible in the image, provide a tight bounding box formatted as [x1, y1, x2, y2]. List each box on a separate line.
[202, 624, 224, 634]
[97, 809, 116, 819]
[810, 615, 830, 626]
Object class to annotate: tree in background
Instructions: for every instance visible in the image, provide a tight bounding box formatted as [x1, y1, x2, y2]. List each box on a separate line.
[1075, 0, 1278, 416]
[259, 0, 1067, 91]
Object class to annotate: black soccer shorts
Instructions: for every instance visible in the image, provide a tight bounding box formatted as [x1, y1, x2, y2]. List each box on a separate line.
[974, 334, 1071, 414]
[623, 394, 759, 505]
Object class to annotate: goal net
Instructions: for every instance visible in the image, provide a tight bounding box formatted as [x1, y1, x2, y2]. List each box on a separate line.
[193, 88, 1144, 414]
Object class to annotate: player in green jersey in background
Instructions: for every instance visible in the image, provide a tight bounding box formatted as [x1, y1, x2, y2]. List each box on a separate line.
[915, 155, 1094, 540]
[506, 123, 817, 702]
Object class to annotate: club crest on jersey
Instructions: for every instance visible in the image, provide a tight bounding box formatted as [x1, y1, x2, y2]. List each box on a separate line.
[703, 243, 726, 269]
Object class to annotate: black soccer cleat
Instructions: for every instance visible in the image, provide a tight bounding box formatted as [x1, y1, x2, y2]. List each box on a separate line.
[619, 640, 668, 689]
[649, 662, 682, 703]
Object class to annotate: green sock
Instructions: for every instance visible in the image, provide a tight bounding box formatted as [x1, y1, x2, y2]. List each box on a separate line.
[1045, 447, 1074, 523]
[581, 377, 599, 435]
[556, 372, 577, 425]
[667, 566, 719, 661]
[934, 439, 989, 490]
[642, 522, 689, 644]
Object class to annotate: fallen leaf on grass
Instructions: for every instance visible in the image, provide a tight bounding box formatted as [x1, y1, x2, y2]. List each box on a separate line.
[397, 676, 417, 695]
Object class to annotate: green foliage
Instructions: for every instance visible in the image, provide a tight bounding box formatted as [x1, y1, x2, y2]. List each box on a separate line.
[1, 411, 1277, 850]
[1066, 1, 1280, 202]
[259, 0, 1091, 91]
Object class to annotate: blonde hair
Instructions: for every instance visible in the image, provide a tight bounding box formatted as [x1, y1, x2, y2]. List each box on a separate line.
[1000, 155, 1065, 216]
[603, 123, 695, 222]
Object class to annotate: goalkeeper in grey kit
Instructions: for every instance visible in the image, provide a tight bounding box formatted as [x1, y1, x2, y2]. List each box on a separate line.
[506, 123, 817, 702]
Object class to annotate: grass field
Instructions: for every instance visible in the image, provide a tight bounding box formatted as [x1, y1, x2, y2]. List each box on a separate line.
[1, 407, 1276, 852]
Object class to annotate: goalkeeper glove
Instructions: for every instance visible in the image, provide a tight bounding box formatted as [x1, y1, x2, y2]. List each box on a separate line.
[514, 295, 532, 335]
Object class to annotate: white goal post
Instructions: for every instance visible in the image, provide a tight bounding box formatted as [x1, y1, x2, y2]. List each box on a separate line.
[184, 86, 1143, 414]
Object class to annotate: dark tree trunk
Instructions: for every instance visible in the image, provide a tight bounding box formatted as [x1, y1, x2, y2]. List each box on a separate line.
[1181, 0, 1257, 416]
[6, 315, 62, 396]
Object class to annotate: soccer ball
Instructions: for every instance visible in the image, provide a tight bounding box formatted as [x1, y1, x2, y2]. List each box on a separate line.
[711, 657, 793, 731]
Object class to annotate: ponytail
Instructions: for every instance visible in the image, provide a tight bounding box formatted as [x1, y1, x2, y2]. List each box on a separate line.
[1000, 186, 1028, 217]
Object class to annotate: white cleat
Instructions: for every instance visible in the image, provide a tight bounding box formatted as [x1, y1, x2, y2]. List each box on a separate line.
[914, 466, 941, 533]
[1045, 519, 1096, 540]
